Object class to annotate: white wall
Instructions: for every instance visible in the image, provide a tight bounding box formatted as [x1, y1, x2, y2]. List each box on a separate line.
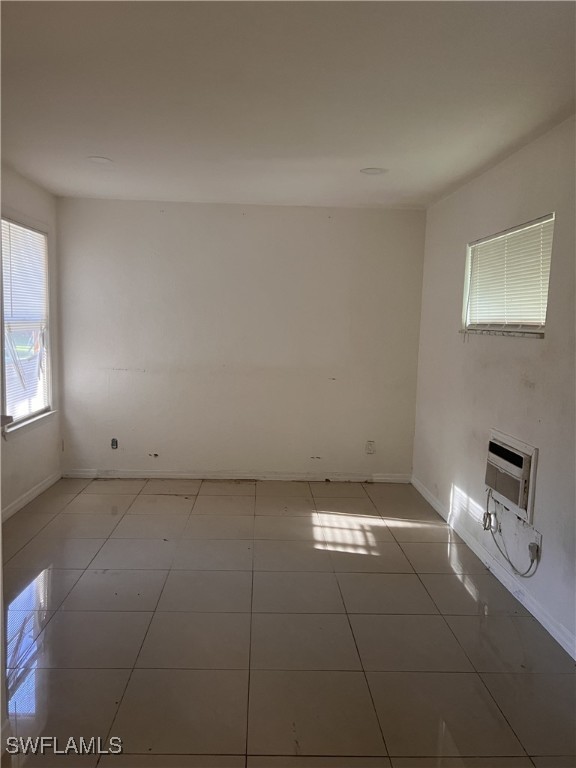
[413, 117, 576, 655]
[58, 200, 425, 481]
[1, 167, 61, 518]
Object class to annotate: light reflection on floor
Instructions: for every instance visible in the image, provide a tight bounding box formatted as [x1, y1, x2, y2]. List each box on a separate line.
[2, 480, 572, 760]
[6, 568, 49, 722]
[449, 484, 485, 606]
[314, 512, 384, 554]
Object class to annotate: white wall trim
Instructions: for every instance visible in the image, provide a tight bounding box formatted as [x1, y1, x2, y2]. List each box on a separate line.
[63, 468, 411, 483]
[2, 471, 62, 522]
[371, 473, 411, 484]
[411, 475, 576, 660]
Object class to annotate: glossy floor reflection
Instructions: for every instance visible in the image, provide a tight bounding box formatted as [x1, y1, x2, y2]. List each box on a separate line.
[2, 479, 575, 767]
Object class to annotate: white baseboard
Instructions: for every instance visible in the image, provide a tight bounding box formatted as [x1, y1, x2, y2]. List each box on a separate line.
[63, 468, 411, 483]
[411, 475, 576, 660]
[2, 472, 62, 522]
[371, 473, 411, 483]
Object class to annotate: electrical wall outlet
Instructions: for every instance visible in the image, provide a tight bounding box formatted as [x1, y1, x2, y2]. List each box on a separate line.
[365, 441, 376, 454]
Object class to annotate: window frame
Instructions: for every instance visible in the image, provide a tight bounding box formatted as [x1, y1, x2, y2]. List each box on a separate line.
[1, 216, 53, 430]
[462, 213, 555, 338]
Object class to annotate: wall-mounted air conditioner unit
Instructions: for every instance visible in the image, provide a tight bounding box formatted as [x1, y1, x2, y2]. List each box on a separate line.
[485, 430, 538, 523]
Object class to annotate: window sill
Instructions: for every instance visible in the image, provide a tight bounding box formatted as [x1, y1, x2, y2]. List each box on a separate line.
[2, 409, 58, 437]
[460, 328, 545, 339]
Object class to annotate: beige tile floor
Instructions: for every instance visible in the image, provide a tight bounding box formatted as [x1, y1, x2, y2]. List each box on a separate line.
[2, 479, 575, 768]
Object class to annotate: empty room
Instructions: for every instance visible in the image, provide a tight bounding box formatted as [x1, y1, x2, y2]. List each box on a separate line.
[1, 2, 575, 766]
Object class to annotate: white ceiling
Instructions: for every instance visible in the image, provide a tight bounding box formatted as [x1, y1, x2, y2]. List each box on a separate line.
[2, 2, 574, 208]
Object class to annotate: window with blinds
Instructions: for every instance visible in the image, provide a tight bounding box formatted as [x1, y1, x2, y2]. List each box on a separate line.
[2, 219, 51, 425]
[463, 214, 555, 336]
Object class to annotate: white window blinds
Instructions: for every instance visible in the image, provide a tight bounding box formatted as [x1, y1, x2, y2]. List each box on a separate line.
[465, 214, 555, 335]
[2, 219, 50, 423]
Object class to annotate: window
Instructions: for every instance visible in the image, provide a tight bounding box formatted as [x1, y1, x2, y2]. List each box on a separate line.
[1, 219, 51, 425]
[463, 214, 555, 336]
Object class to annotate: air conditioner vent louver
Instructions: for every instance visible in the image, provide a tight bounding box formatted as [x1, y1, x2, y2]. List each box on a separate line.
[485, 431, 537, 523]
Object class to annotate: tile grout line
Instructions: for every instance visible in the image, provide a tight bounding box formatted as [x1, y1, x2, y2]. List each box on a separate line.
[9, 658, 575, 674]
[244, 483, 258, 767]
[50, 482, 159, 766]
[70, 482, 199, 572]
[8, 481, 191, 736]
[5, 485, 146, 659]
[6, 483, 148, 570]
[411, 562, 533, 760]
[247, 753, 538, 762]
[333, 567, 391, 758]
[98, 489, 182, 763]
[336, 492, 542, 759]
[71, 490, 144, 575]
[3, 482, 88, 565]
[6, 481, 569, 762]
